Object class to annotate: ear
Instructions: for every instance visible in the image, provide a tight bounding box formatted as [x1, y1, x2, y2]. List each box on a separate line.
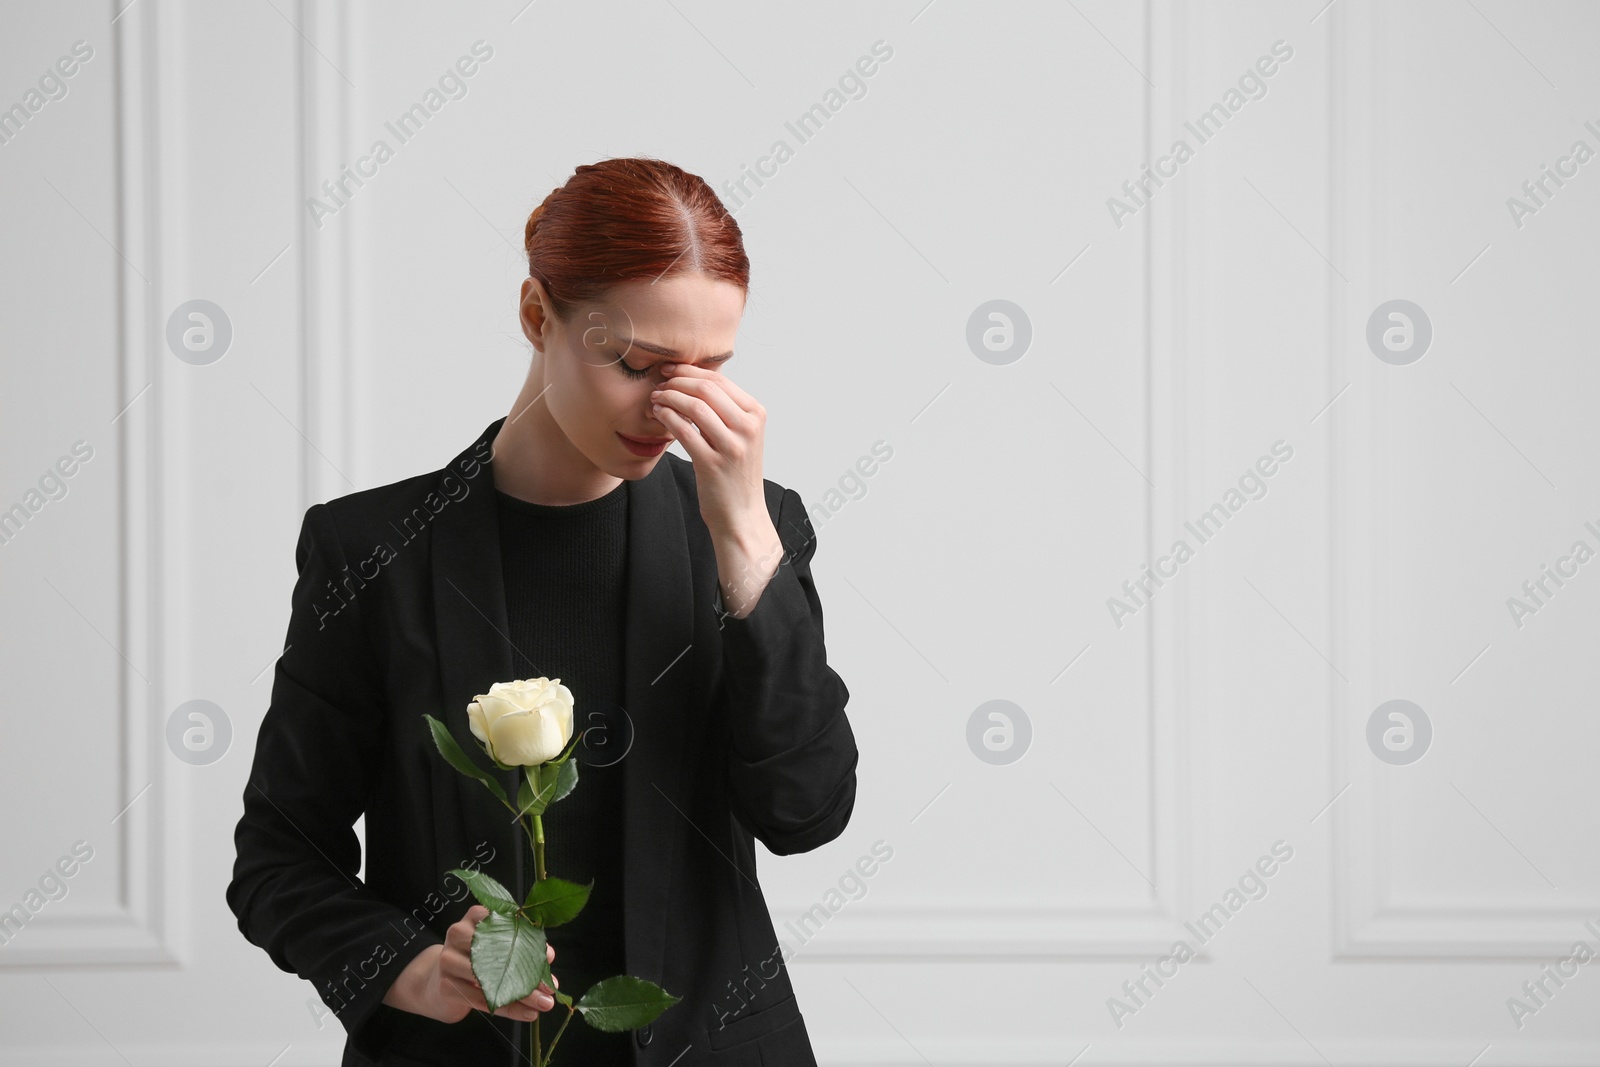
[519, 277, 552, 353]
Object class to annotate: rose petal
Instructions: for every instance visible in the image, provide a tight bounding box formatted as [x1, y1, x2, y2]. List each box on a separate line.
[488, 708, 557, 766]
[466, 700, 489, 743]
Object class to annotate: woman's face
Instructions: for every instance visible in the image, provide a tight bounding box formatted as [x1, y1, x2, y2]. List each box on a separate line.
[518, 271, 746, 477]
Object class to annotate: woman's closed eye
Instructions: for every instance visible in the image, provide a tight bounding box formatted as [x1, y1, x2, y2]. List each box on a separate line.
[615, 354, 651, 379]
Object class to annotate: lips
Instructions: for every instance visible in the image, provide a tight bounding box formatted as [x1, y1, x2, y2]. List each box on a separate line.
[617, 432, 671, 457]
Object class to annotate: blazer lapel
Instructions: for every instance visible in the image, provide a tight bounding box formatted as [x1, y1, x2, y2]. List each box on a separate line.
[619, 439, 697, 991]
[432, 417, 519, 811]
[430, 415, 696, 989]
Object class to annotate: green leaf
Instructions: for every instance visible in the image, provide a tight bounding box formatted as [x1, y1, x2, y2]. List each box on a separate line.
[469, 910, 551, 1012]
[424, 714, 509, 808]
[450, 868, 517, 916]
[524, 876, 592, 927]
[576, 975, 682, 1032]
[554, 989, 573, 1009]
[516, 763, 562, 817]
[547, 756, 579, 806]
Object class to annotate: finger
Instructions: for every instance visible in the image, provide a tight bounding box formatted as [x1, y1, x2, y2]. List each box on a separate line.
[441, 975, 490, 1015]
[445, 906, 486, 949]
[662, 362, 760, 414]
[446, 974, 546, 1022]
[653, 375, 749, 441]
[650, 401, 712, 464]
[438, 951, 481, 988]
[516, 987, 557, 1010]
[656, 398, 742, 470]
[494, 1002, 545, 1023]
[651, 389, 739, 455]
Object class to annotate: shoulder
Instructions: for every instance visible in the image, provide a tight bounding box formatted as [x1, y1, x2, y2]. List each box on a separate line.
[301, 458, 485, 559]
[661, 452, 821, 562]
[661, 450, 797, 522]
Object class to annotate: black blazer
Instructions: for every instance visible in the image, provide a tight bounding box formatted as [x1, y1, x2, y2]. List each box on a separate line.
[227, 416, 859, 1066]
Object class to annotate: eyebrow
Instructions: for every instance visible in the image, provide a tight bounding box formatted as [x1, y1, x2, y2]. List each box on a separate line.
[619, 337, 734, 364]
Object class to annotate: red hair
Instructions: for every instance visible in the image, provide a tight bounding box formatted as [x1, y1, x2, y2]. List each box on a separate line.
[523, 157, 750, 321]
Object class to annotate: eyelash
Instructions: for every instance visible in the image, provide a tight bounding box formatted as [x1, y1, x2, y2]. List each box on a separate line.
[616, 355, 730, 378]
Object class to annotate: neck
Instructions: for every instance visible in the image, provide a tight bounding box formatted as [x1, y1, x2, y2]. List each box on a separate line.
[491, 369, 623, 506]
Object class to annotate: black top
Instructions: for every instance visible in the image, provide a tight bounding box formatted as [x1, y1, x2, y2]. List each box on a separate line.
[495, 478, 631, 1065]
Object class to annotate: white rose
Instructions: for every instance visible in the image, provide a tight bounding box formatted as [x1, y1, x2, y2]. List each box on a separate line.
[467, 677, 575, 766]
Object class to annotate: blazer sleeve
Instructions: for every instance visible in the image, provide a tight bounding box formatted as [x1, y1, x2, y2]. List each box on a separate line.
[226, 502, 443, 1055]
[717, 486, 859, 856]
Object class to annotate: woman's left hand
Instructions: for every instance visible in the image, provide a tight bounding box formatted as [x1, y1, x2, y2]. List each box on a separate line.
[650, 363, 769, 540]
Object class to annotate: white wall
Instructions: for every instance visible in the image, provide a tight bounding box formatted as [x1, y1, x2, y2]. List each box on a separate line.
[2, 0, 1597, 1062]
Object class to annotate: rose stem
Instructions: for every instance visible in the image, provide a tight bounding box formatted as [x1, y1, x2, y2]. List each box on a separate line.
[540, 1005, 576, 1066]
[533, 813, 547, 882]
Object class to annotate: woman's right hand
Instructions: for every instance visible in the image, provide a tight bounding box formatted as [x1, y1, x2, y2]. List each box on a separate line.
[384, 905, 559, 1024]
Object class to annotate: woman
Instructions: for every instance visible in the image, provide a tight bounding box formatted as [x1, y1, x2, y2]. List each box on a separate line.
[227, 157, 859, 1066]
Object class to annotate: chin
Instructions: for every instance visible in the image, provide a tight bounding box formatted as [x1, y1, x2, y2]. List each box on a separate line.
[601, 449, 662, 478]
